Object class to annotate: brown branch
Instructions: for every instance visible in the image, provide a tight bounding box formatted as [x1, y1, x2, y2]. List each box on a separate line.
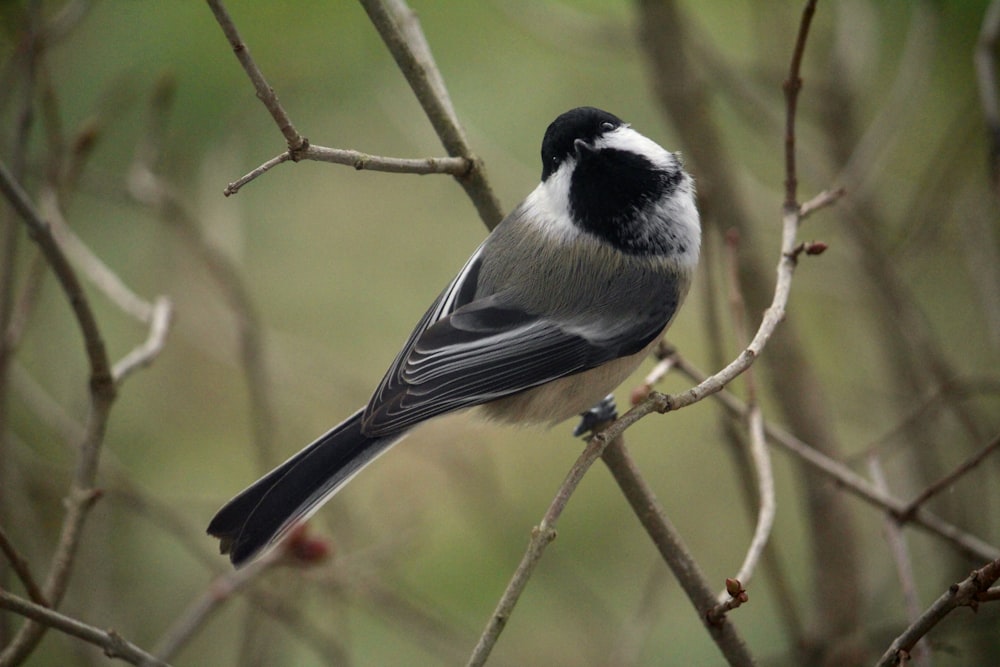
[782, 0, 818, 209]
[0, 528, 47, 608]
[204, 0, 305, 153]
[868, 456, 929, 667]
[897, 432, 1000, 521]
[223, 145, 470, 196]
[875, 558, 1000, 667]
[465, 433, 611, 666]
[672, 355, 1000, 564]
[0, 159, 116, 667]
[601, 439, 755, 667]
[0, 589, 169, 667]
[357, 0, 504, 229]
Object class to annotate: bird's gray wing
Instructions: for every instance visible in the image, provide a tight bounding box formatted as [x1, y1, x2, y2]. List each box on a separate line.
[361, 258, 677, 436]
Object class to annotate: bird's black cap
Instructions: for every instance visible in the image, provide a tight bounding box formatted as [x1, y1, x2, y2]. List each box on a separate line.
[541, 107, 624, 181]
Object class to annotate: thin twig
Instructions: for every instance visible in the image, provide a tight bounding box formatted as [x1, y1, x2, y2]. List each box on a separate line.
[868, 456, 929, 667]
[0, 528, 48, 607]
[112, 296, 173, 384]
[465, 433, 611, 666]
[0, 588, 169, 667]
[672, 355, 1000, 564]
[223, 145, 469, 196]
[715, 230, 775, 605]
[783, 0, 818, 209]
[357, 0, 504, 228]
[897, 432, 1000, 521]
[0, 158, 116, 667]
[798, 187, 846, 220]
[875, 558, 1000, 667]
[601, 439, 755, 666]
[152, 549, 283, 662]
[204, 0, 305, 153]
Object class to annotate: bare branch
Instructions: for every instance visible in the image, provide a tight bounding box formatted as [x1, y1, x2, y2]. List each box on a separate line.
[601, 439, 755, 667]
[357, 0, 504, 228]
[798, 187, 846, 220]
[223, 145, 470, 197]
[0, 589, 170, 667]
[783, 0, 818, 209]
[898, 432, 1000, 521]
[868, 456, 929, 667]
[716, 230, 775, 603]
[672, 355, 1000, 563]
[0, 158, 116, 666]
[0, 527, 48, 607]
[111, 296, 173, 385]
[875, 558, 1000, 667]
[466, 434, 608, 666]
[204, 0, 305, 152]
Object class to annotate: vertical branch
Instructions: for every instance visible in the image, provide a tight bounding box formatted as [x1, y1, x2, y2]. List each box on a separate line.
[0, 161, 116, 667]
[783, 0, 817, 209]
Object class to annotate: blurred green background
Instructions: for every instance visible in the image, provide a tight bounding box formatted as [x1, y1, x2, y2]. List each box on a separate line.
[2, 1, 1000, 665]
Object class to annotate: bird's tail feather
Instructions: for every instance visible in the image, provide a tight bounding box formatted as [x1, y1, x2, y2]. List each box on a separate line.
[207, 409, 404, 566]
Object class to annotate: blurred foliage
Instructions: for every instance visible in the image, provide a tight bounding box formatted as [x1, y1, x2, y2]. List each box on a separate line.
[1, 1, 999, 666]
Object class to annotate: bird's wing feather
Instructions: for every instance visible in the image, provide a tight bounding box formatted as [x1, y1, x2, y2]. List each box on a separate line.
[362, 278, 673, 435]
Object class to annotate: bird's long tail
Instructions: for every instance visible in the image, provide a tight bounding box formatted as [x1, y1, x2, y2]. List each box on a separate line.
[207, 409, 404, 566]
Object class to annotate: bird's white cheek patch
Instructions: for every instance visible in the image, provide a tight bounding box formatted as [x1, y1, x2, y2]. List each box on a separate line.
[522, 163, 580, 241]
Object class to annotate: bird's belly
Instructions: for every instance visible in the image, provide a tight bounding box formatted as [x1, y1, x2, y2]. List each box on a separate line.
[476, 342, 656, 426]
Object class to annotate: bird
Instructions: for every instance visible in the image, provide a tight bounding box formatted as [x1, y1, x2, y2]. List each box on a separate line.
[208, 106, 701, 566]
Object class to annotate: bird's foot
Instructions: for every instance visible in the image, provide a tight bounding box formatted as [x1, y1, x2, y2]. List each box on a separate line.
[573, 394, 618, 437]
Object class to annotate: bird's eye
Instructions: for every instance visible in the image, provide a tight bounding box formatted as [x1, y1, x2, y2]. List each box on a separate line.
[601, 122, 615, 132]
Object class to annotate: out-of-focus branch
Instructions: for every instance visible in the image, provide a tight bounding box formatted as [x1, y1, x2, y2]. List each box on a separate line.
[0, 528, 47, 608]
[0, 589, 169, 667]
[875, 558, 1000, 667]
[975, 0, 1000, 189]
[0, 159, 116, 667]
[152, 546, 286, 663]
[897, 432, 1000, 522]
[36, 189, 174, 386]
[716, 231, 775, 604]
[128, 74, 276, 472]
[868, 457, 929, 667]
[673, 355, 1000, 564]
[601, 439, 755, 667]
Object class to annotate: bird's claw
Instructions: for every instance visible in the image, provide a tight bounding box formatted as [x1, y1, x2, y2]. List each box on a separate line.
[572, 394, 618, 437]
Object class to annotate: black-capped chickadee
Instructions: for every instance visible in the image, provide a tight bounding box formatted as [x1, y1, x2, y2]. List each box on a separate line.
[208, 107, 701, 566]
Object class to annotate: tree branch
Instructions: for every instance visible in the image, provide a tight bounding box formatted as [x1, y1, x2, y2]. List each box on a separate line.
[601, 439, 755, 667]
[875, 558, 1000, 667]
[672, 355, 1000, 564]
[0, 159, 116, 667]
[0, 589, 169, 667]
[357, 0, 504, 228]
